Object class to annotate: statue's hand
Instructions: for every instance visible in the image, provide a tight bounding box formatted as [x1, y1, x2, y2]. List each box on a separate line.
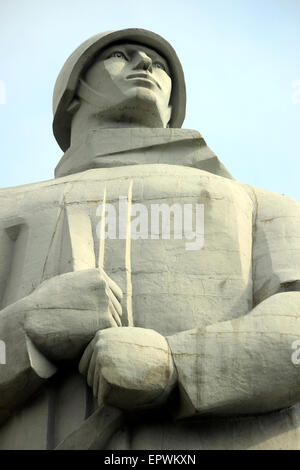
[79, 327, 177, 410]
[23, 268, 122, 362]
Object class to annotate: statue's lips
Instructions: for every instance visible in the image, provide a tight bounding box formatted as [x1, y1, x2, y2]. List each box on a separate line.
[126, 73, 161, 90]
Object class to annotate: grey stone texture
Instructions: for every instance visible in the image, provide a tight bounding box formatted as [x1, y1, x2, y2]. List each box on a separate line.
[0, 29, 299, 449]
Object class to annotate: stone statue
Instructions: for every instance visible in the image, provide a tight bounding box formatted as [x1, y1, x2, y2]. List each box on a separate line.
[0, 28, 300, 450]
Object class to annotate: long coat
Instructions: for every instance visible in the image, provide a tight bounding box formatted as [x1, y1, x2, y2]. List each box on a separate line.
[0, 128, 300, 449]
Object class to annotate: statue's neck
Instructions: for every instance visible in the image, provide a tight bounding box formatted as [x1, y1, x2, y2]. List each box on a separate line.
[55, 127, 234, 181]
[70, 115, 154, 149]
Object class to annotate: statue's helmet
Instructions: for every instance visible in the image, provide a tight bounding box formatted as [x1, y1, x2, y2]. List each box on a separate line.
[52, 28, 186, 151]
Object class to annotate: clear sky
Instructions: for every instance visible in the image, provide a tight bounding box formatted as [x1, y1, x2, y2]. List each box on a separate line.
[1, 0, 300, 201]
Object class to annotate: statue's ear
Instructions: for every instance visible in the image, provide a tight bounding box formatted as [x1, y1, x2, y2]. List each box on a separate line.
[66, 98, 81, 116]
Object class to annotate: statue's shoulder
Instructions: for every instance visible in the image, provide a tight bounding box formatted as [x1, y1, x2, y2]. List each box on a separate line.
[0, 177, 65, 197]
[0, 173, 80, 220]
[240, 183, 300, 218]
[241, 184, 300, 298]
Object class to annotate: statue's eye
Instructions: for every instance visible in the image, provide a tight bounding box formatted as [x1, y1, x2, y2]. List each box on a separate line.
[154, 62, 166, 71]
[109, 51, 127, 60]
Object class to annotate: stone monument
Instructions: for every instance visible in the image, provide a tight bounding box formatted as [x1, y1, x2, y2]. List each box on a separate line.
[0, 28, 299, 450]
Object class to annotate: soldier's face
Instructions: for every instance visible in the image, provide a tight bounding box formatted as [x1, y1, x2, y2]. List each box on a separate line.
[82, 42, 172, 127]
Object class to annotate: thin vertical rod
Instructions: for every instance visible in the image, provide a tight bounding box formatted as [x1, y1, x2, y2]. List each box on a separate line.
[125, 181, 133, 326]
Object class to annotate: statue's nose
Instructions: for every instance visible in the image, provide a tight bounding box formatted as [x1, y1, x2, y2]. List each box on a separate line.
[132, 52, 153, 72]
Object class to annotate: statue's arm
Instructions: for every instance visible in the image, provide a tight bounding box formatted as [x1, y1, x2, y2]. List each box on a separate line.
[78, 292, 300, 416]
[166, 290, 300, 418]
[167, 188, 300, 418]
[0, 268, 122, 423]
[78, 187, 300, 415]
[0, 299, 57, 424]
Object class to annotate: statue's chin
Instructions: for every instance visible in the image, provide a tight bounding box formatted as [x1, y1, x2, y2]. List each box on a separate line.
[95, 93, 169, 129]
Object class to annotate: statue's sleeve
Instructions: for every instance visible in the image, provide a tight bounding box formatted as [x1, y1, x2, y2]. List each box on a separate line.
[0, 301, 57, 424]
[166, 188, 300, 418]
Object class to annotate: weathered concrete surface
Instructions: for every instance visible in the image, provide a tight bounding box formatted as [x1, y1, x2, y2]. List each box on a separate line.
[0, 28, 299, 449]
[0, 140, 299, 447]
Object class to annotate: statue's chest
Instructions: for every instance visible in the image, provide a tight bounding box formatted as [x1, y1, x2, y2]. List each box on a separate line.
[66, 169, 254, 332]
[2, 167, 255, 333]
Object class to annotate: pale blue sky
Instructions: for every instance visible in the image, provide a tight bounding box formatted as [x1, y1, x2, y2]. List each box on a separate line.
[0, 0, 300, 201]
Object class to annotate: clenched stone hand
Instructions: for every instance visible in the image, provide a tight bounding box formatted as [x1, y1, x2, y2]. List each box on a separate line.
[79, 327, 177, 410]
[23, 268, 122, 362]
